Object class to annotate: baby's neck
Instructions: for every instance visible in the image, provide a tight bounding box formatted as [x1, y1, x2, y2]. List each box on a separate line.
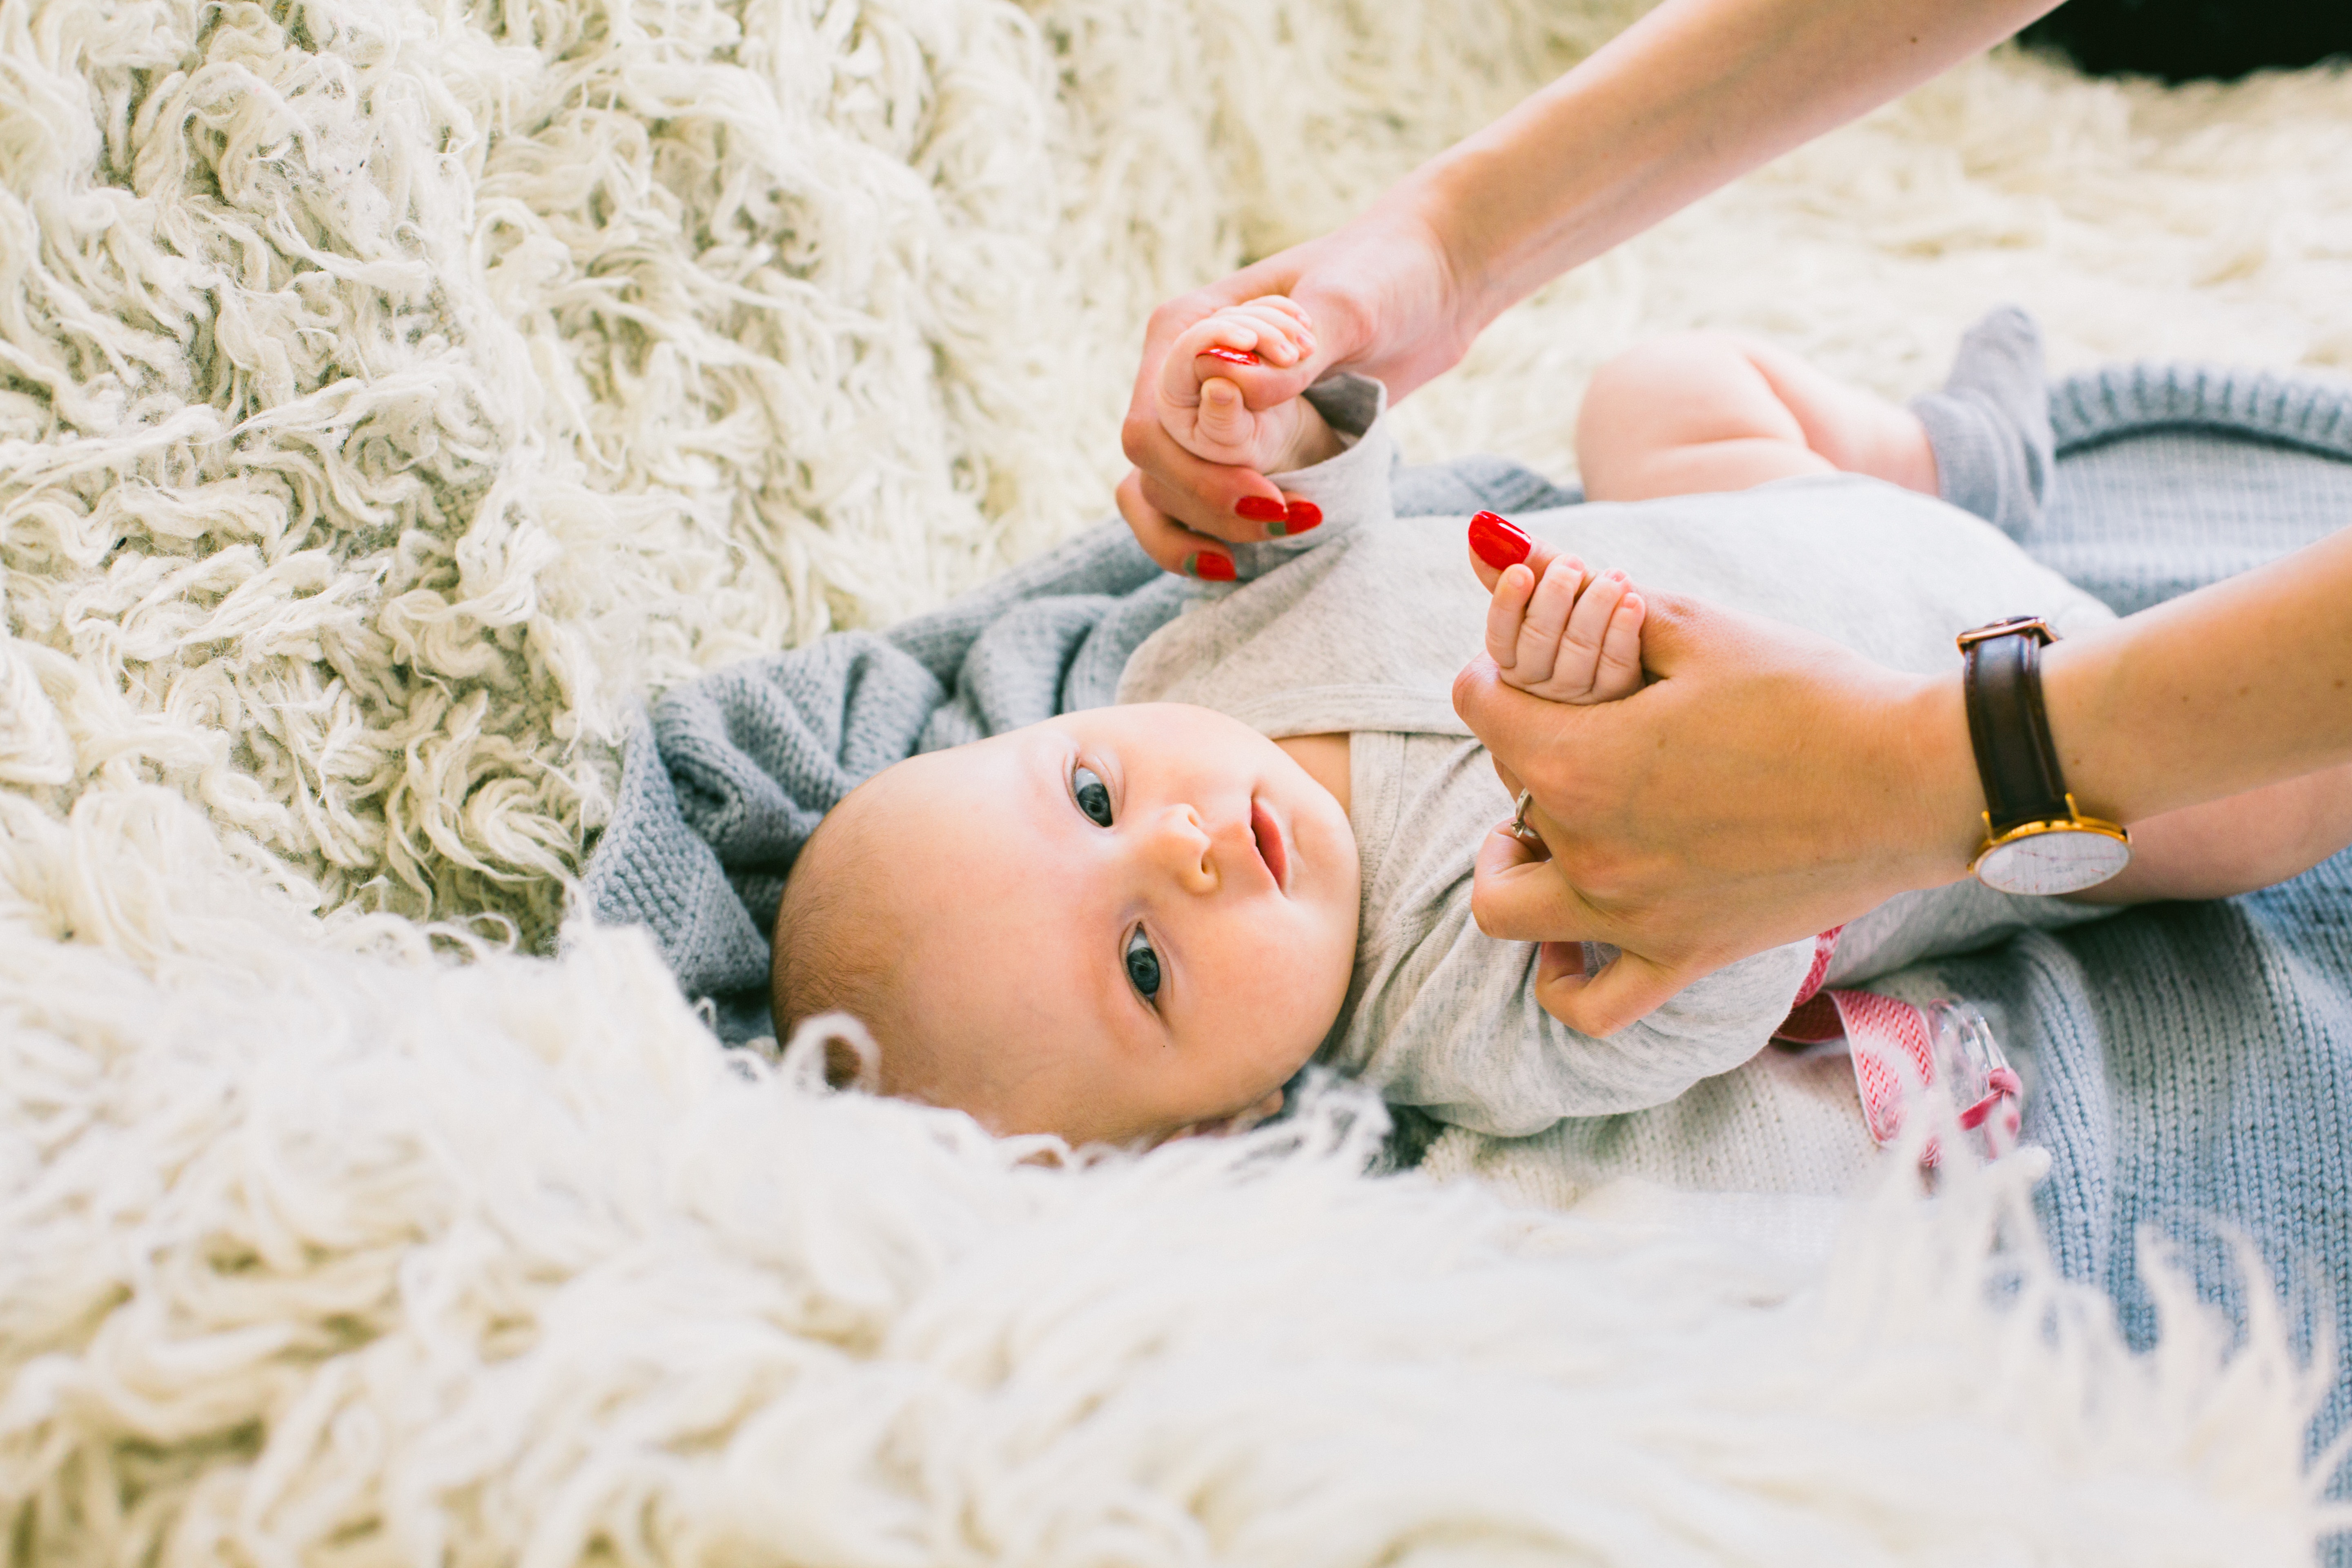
[1275, 733, 1351, 814]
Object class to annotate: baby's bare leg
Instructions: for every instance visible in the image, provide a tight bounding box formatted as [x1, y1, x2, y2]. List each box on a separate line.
[1576, 334, 1937, 503]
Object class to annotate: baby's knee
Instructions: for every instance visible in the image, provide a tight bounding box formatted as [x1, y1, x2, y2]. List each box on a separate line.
[1584, 332, 1772, 423]
[1592, 331, 1764, 388]
[1577, 333, 1801, 460]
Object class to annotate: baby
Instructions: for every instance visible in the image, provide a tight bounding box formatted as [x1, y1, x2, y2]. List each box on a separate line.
[772, 302, 2352, 1161]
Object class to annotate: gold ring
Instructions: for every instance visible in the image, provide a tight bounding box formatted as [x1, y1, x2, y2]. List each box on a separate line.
[1510, 788, 1541, 844]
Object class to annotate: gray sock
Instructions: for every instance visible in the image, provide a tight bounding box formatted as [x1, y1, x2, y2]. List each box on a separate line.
[1909, 306, 2055, 539]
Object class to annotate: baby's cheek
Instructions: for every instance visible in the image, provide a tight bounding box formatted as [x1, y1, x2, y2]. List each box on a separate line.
[1229, 904, 1351, 1030]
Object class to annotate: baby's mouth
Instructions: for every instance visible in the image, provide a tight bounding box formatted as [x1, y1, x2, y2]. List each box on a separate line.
[1250, 797, 1289, 891]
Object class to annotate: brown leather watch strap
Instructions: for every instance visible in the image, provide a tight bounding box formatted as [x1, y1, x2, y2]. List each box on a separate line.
[1960, 618, 2070, 835]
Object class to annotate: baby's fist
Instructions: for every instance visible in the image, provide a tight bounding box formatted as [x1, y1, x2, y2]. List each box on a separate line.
[1472, 513, 1646, 704]
[1157, 296, 1337, 474]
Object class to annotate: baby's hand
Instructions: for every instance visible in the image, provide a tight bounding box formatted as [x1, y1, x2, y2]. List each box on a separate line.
[1468, 511, 1646, 704]
[1157, 296, 1341, 475]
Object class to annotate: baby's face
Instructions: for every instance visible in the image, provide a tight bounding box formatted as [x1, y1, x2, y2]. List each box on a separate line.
[866, 703, 1359, 1145]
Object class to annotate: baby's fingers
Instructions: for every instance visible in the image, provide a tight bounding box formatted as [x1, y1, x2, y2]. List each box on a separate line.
[1247, 293, 1314, 330]
[1225, 300, 1315, 367]
[1195, 376, 1253, 449]
[1510, 554, 1589, 690]
[1484, 563, 1537, 670]
[1541, 568, 1627, 699]
[1592, 590, 1647, 700]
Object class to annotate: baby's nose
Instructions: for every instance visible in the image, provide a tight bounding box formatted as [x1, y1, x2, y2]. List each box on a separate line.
[1146, 804, 1217, 892]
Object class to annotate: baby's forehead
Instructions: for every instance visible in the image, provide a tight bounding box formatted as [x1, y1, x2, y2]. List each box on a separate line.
[862, 726, 1042, 812]
[832, 731, 1068, 890]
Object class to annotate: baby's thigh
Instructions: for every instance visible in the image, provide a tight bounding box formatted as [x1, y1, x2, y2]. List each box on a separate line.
[1575, 333, 1833, 501]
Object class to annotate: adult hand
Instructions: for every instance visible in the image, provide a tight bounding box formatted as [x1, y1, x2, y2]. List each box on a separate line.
[1115, 195, 1475, 575]
[1454, 593, 1985, 1035]
[1116, 0, 2067, 577]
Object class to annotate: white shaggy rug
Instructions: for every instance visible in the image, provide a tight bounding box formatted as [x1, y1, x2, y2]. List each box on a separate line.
[4, 0, 2352, 1557]
[1, 786, 2337, 1562]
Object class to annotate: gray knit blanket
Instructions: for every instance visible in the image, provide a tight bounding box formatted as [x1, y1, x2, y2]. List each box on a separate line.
[581, 362, 2352, 1515]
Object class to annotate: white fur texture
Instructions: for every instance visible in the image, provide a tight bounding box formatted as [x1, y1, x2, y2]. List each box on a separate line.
[2, 0, 2350, 935]
[5, 0, 2352, 1557]
[0, 784, 2340, 1563]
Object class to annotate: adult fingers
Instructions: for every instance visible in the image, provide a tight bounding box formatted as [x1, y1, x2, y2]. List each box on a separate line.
[1116, 470, 1235, 579]
[1458, 522, 1571, 595]
[1471, 821, 1608, 944]
[1454, 653, 1562, 789]
[1124, 427, 1285, 548]
[1487, 750, 1525, 802]
[1530, 944, 1699, 1038]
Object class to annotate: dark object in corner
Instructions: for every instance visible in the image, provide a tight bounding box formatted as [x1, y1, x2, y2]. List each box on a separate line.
[2022, 0, 2352, 84]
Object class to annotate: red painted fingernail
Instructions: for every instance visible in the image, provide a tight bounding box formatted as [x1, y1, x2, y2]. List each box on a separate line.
[1284, 500, 1322, 530]
[1234, 496, 1285, 522]
[1187, 552, 1236, 582]
[1468, 510, 1532, 570]
[1202, 347, 1259, 367]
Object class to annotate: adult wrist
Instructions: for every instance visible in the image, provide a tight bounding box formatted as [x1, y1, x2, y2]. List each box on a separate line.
[1884, 668, 1987, 888]
[2031, 629, 2138, 824]
[1394, 152, 1515, 350]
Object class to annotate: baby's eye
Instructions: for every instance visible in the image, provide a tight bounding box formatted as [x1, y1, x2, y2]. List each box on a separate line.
[1124, 926, 1161, 1004]
[1072, 764, 1113, 827]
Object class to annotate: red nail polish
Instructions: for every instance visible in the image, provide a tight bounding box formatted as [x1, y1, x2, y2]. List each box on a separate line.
[1189, 552, 1236, 582]
[1468, 510, 1532, 570]
[1201, 347, 1259, 367]
[1234, 496, 1285, 522]
[1284, 500, 1322, 530]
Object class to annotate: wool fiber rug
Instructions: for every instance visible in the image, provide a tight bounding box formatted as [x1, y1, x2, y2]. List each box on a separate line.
[5, 0, 2352, 1559]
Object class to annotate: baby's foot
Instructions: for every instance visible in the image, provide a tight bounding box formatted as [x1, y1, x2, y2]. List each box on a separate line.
[1471, 512, 1646, 704]
[1909, 306, 2054, 538]
[1158, 296, 1343, 474]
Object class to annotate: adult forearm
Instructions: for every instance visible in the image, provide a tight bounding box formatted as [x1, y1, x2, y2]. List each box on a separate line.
[1406, 0, 2062, 334]
[2042, 524, 2352, 823]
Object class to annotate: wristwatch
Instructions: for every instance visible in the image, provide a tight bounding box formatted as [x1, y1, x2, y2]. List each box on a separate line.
[1958, 616, 2131, 896]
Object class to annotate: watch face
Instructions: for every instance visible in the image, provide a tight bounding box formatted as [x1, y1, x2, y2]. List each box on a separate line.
[1976, 829, 2133, 896]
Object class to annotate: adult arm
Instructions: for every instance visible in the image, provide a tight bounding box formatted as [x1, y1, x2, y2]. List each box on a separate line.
[1118, 0, 2063, 573]
[1453, 523, 2352, 1035]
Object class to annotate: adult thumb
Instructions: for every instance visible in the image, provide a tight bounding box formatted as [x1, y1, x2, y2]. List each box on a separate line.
[1451, 653, 1585, 748]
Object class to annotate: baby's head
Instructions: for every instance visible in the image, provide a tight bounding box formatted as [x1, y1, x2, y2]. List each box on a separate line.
[772, 703, 1360, 1145]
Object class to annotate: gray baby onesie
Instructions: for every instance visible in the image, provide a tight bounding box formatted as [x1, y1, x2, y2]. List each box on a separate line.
[1119, 377, 2116, 1149]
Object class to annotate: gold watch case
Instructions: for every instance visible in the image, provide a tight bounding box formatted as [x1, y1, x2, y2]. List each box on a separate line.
[1971, 794, 2132, 896]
